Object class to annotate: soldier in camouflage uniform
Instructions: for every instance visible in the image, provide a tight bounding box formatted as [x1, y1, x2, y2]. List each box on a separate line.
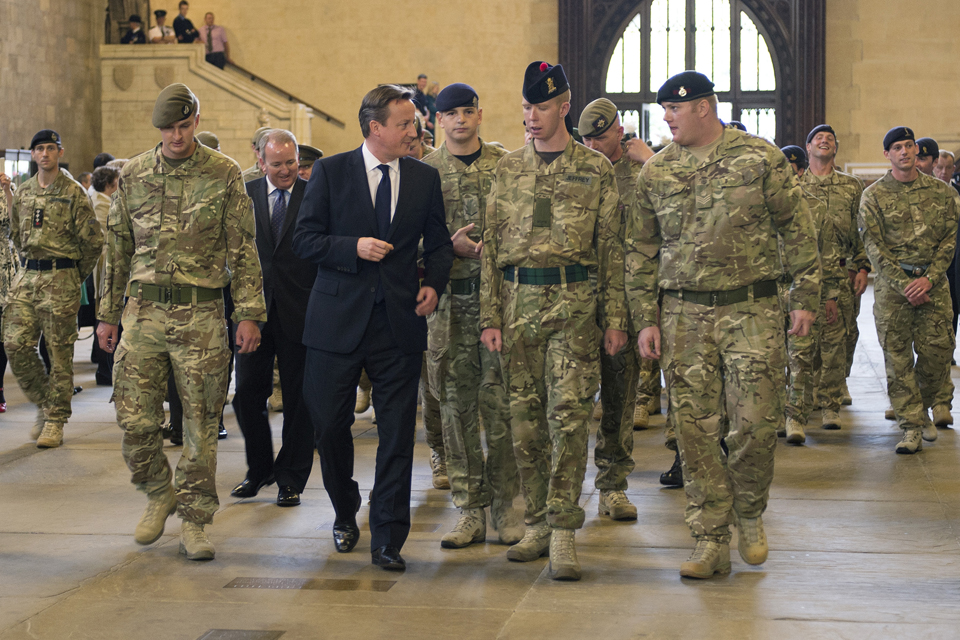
[97, 84, 266, 560]
[858, 127, 959, 454]
[578, 98, 642, 522]
[802, 126, 869, 429]
[480, 62, 627, 581]
[423, 83, 523, 549]
[4, 130, 102, 448]
[781, 143, 843, 444]
[914, 137, 955, 428]
[627, 71, 820, 579]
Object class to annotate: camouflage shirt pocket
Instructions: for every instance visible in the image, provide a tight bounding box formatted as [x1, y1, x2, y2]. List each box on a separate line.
[713, 161, 765, 227]
[551, 174, 597, 252]
[651, 180, 688, 240]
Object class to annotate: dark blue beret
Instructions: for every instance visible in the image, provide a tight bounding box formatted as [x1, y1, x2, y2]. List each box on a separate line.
[781, 145, 807, 169]
[656, 71, 715, 105]
[883, 126, 915, 151]
[435, 83, 479, 112]
[523, 61, 569, 104]
[30, 129, 61, 149]
[129, 14, 142, 23]
[727, 121, 747, 132]
[915, 137, 939, 158]
[806, 124, 836, 146]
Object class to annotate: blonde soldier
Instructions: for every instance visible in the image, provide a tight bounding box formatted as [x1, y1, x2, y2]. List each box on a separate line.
[859, 127, 959, 453]
[578, 98, 641, 521]
[480, 62, 627, 581]
[628, 71, 820, 579]
[97, 84, 266, 560]
[801, 125, 869, 429]
[423, 83, 523, 549]
[5, 130, 102, 448]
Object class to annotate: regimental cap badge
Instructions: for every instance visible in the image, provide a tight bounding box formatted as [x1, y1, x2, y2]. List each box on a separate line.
[922, 145, 928, 154]
[182, 104, 190, 116]
[594, 117, 606, 130]
[678, 86, 687, 97]
[547, 78, 556, 94]
[789, 153, 797, 161]
[51, 133, 59, 143]
[472, 96, 479, 109]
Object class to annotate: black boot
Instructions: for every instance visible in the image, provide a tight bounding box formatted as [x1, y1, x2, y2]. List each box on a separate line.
[660, 451, 683, 487]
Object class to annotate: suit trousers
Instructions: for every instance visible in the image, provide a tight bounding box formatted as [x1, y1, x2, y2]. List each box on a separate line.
[305, 301, 422, 551]
[233, 316, 314, 491]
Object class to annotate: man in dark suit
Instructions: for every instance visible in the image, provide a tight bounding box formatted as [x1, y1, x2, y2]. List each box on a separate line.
[231, 129, 317, 506]
[293, 84, 454, 571]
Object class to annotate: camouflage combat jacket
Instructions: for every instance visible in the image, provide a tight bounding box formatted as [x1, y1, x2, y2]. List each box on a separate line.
[858, 170, 960, 291]
[480, 137, 626, 332]
[796, 185, 842, 301]
[626, 127, 821, 331]
[0, 194, 19, 306]
[99, 142, 266, 325]
[10, 171, 102, 279]
[612, 148, 644, 226]
[423, 140, 506, 281]
[800, 168, 868, 277]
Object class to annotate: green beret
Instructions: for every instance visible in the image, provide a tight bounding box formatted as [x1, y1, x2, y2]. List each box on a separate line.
[252, 127, 273, 146]
[656, 71, 715, 105]
[196, 131, 220, 149]
[152, 83, 198, 128]
[578, 98, 619, 138]
[298, 144, 323, 165]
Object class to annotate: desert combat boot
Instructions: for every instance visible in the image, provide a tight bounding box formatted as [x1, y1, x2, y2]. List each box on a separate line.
[440, 508, 486, 549]
[680, 539, 731, 579]
[490, 498, 524, 545]
[734, 514, 768, 565]
[179, 521, 215, 560]
[506, 521, 551, 562]
[598, 489, 638, 521]
[134, 485, 177, 544]
[549, 528, 581, 581]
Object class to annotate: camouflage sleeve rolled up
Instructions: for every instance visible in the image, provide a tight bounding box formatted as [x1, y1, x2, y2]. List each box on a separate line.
[479, 178, 503, 330]
[764, 151, 820, 312]
[222, 168, 266, 323]
[98, 174, 135, 325]
[594, 160, 627, 332]
[625, 170, 661, 333]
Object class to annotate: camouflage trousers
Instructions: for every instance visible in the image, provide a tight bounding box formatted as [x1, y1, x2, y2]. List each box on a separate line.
[874, 276, 954, 431]
[787, 294, 847, 421]
[114, 297, 230, 524]
[844, 277, 861, 378]
[812, 277, 856, 407]
[500, 279, 600, 530]
[3, 268, 81, 424]
[596, 336, 638, 491]
[420, 356, 443, 456]
[661, 292, 785, 544]
[636, 356, 662, 408]
[427, 290, 519, 509]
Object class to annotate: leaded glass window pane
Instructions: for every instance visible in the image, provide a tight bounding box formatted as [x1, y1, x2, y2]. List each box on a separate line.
[642, 104, 674, 147]
[606, 15, 643, 94]
[718, 102, 733, 125]
[739, 107, 776, 141]
[649, 0, 687, 93]
[740, 11, 775, 91]
[694, 0, 731, 92]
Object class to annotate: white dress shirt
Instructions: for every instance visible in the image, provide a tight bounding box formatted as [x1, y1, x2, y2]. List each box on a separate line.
[361, 142, 399, 222]
[265, 175, 293, 206]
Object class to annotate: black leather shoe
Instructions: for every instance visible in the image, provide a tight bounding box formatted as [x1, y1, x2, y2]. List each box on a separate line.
[660, 451, 683, 488]
[218, 422, 228, 439]
[162, 426, 183, 447]
[277, 486, 301, 507]
[333, 521, 360, 552]
[371, 545, 405, 571]
[230, 475, 275, 498]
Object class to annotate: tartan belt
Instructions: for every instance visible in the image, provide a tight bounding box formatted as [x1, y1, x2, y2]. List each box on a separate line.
[663, 279, 779, 307]
[449, 276, 480, 295]
[131, 282, 223, 304]
[21, 258, 75, 271]
[899, 262, 928, 277]
[503, 265, 589, 285]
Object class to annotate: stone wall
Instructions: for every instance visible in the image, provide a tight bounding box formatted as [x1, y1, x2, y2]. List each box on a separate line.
[147, 0, 559, 155]
[0, 0, 104, 174]
[100, 44, 315, 170]
[826, 0, 960, 170]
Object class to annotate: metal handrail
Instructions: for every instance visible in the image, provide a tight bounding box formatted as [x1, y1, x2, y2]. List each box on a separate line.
[226, 61, 345, 128]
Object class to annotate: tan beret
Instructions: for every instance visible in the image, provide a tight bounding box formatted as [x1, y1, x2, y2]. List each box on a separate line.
[196, 131, 220, 149]
[578, 98, 619, 138]
[298, 144, 323, 164]
[252, 127, 273, 146]
[153, 83, 198, 128]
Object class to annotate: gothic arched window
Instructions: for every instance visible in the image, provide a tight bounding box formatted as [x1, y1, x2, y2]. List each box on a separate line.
[602, 0, 779, 145]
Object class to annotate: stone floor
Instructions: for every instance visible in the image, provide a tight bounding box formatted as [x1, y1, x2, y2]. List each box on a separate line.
[2, 283, 960, 640]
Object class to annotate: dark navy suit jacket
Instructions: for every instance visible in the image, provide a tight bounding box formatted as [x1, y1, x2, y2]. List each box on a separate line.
[292, 146, 453, 354]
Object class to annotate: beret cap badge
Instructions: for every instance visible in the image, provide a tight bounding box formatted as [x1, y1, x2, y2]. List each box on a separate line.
[678, 87, 687, 97]
[547, 78, 556, 94]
